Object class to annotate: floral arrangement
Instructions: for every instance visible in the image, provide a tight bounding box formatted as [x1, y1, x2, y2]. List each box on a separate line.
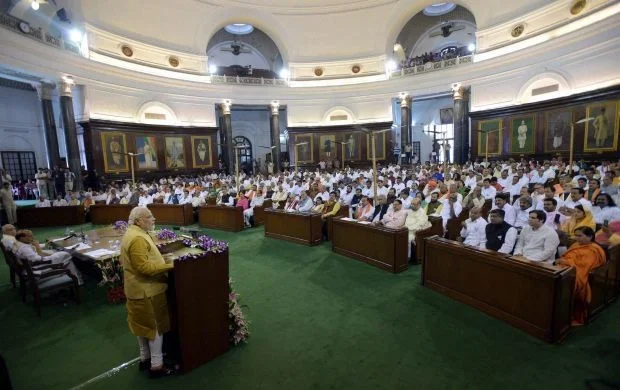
[228, 278, 250, 345]
[180, 234, 228, 255]
[157, 228, 178, 241]
[113, 220, 128, 232]
[96, 257, 125, 304]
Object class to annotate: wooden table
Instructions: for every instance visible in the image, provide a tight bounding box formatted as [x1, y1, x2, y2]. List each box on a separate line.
[331, 217, 408, 273]
[198, 205, 244, 232]
[264, 208, 322, 246]
[148, 203, 194, 226]
[89, 204, 132, 225]
[17, 205, 86, 228]
[422, 237, 575, 343]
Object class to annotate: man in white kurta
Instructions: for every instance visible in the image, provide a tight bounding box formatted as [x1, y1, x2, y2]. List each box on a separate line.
[439, 194, 462, 230]
[513, 210, 560, 263]
[376, 199, 407, 229]
[244, 190, 265, 227]
[460, 207, 487, 248]
[405, 199, 432, 257]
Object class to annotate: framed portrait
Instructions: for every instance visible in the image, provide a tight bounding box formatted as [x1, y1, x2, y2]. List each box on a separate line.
[100, 132, 128, 173]
[477, 119, 502, 156]
[585, 100, 619, 152]
[294, 134, 314, 164]
[440, 107, 454, 125]
[135, 136, 158, 170]
[341, 132, 361, 161]
[544, 110, 572, 152]
[509, 115, 536, 154]
[366, 131, 387, 160]
[318, 134, 336, 161]
[165, 136, 186, 169]
[191, 136, 213, 168]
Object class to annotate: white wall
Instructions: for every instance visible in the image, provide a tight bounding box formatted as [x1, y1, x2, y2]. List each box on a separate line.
[0, 85, 48, 169]
[411, 96, 454, 162]
[231, 109, 272, 166]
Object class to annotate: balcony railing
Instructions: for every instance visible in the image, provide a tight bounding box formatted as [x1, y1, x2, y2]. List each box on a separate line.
[389, 55, 473, 78]
[0, 13, 82, 56]
[210, 74, 288, 87]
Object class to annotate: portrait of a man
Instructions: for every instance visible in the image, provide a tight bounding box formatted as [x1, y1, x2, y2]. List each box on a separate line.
[342, 132, 361, 161]
[585, 101, 618, 152]
[366, 132, 387, 160]
[165, 137, 186, 169]
[135, 136, 158, 169]
[544, 110, 572, 152]
[294, 134, 314, 163]
[319, 134, 336, 162]
[510, 116, 535, 154]
[191, 136, 213, 168]
[440, 108, 454, 125]
[101, 132, 128, 172]
[478, 119, 502, 156]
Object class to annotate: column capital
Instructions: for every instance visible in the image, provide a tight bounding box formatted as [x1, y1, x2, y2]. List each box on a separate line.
[270, 100, 280, 116]
[398, 92, 411, 108]
[452, 83, 467, 100]
[58, 78, 75, 98]
[34, 82, 55, 100]
[221, 99, 232, 115]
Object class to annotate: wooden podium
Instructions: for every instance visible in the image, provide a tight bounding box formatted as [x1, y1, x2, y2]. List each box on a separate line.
[166, 249, 230, 373]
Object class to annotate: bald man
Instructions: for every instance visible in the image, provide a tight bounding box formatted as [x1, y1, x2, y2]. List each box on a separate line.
[120, 207, 176, 378]
[1, 224, 17, 251]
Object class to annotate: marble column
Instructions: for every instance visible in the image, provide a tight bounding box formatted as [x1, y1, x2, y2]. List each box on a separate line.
[269, 101, 281, 173]
[221, 101, 234, 175]
[35, 83, 61, 168]
[399, 93, 412, 163]
[59, 79, 83, 191]
[452, 84, 470, 164]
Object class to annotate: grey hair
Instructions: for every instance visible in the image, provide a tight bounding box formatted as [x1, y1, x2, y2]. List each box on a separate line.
[128, 206, 151, 225]
[520, 195, 533, 206]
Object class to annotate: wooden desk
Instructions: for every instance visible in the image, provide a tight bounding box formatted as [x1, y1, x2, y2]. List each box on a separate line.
[264, 208, 322, 246]
[326, 205, 350, 241]
[89, 204, 132, 225]
[414, 216, 444, 264]
[17, 205, 86, 228]
[198, 205, 244, 232]
[446, 206, 470, 241]
[422, 237, 575, 343]
[331, 218, 408, 273]
[148, 204, 194, 226]
[253, 199, 273, 226]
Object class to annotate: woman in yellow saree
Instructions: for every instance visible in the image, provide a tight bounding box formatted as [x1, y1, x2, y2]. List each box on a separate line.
[557, 226, 606, 325]
[561, 205, 596, 239]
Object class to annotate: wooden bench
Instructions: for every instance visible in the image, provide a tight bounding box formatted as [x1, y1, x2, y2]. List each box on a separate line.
[264, 208, 322, 246]
[422, 236, 575, 343]
[17, 205, 86, 228]
[253, 199, 273, 226]
[414, 216, 444, 264]
[332, 217, 408, 273]
[325, 205, 350, 241]
[148, 204, 195, 226]
[198, 205, 244, 232]
[89, 204, 133, 225]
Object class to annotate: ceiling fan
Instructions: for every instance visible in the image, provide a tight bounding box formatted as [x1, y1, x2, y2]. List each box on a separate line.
[220, 40, 251, 56]
[429, 22, 465, 38]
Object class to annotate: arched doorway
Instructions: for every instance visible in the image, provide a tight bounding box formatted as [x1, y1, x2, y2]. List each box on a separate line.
[233, 136, 253, 174]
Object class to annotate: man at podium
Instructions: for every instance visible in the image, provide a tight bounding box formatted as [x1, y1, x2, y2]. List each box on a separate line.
[120, 207, 176, 378]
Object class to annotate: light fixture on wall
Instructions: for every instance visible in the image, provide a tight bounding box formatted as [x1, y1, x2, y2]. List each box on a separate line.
[386, 60, 397, 72]
[467, 43, 475, 52]
[31, 0, 40, 10]
[209, 64, 217, 74]
[69, 29, 82, 42]
[279, 69, 289, 79]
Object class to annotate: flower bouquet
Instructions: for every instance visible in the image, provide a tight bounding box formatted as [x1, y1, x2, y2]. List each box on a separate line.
[113, 220, 128, 233]
[157, 228, 178, 241]
[97, 257, 125, 304]
[228, 278, 250, 345]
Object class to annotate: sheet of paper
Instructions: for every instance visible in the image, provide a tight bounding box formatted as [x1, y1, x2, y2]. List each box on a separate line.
[357, 221, 372, 224]
[73, 243, 92, 251]
[340, 217, 354, 221]
[83, 248, 117, 259]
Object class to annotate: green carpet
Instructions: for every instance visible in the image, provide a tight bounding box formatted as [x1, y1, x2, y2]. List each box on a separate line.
[1, 224, 619, 390]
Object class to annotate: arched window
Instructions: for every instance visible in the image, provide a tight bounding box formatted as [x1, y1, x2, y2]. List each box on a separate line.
[233, 136, 253, 173]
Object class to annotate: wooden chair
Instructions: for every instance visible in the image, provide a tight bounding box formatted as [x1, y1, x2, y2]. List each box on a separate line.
[446, 206, 470, 241]
[0, 243, 19, 289]
[326, 205, 350, 241]
[16, 255, 80, 317]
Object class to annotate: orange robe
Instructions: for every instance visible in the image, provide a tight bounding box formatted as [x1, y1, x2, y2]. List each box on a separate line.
[558, 243, 606, 325]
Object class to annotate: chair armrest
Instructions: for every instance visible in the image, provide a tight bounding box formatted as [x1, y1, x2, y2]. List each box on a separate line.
[31, 260, 52, 266]
[36, 268, 72, 279]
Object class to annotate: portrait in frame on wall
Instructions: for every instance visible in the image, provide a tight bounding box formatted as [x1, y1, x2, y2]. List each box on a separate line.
[584, 100, 619, 152]
[191, 136, 213, 168]
[101, 132, 129, 172]
[135, 136, 158, 170]
[509, 115, 535, 154]
[440, 107, 454, 125]
[342, 132, 361, 161]
[544, 109, 572, 152]
[165, 136, 186, 169]
[319, 134, 336, 162]
[477, 119, 502, 156]
[294, 134, 314, 164]
[366, 131, 387, 160]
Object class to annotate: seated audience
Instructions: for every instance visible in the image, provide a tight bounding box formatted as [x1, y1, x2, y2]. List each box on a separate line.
[513, 210, 560, 263]
[485, 209, 518, 254]
[52, 195, 68, 207]
[595, 220, 620, 247]
[355, 196, 375, 221]
[590, 193, 620, 224]
[243, 189, 265, 227]
[459, 207, 487, 248]
[491, 193, 516, 226]
[405, 199, 432, 258]
[439, 193, 462, 230]
[514, 195, 534, 229]
[375, 199, 407, 229]
[1, 224, 17, 251]
[541, 198, 567, 229]
[556, 227, 606, 326]
[36, 195, 51, 208]
[312, 197, 325, 213]
[295, 191, 313, 212]
[561, 205, 596, 240]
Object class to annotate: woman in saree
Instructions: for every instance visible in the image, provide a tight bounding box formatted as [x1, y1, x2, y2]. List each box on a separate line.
[556, 226, 606, 325]
[561, 205, 596, 240]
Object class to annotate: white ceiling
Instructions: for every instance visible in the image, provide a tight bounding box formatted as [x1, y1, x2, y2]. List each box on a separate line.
[23, 0, 557, 61]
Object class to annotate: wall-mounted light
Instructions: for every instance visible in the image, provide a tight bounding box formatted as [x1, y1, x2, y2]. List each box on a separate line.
[70, 29, 82, 42]
[386, 60, 397, 71]
[467, 43, 476, 52]
[279, 69, 289, 79]
[209, 64, 217, 74]
[31, 0, 40, 10]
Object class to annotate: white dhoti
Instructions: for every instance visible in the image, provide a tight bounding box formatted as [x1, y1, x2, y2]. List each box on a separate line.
[44, 252, 83, 285]
[243, 208, 254, 226]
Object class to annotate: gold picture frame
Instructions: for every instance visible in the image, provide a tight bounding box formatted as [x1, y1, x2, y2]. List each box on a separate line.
[191, 136, 213, 168]
[294, 134, 314, 164]
[100, 132, 129, 173]
[509, 115, 536, 154]
[477, 119, 503, 156]
[544, 109, 573, 153]
[584, 100, 619, 152]
[366, 132, 387, 160]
